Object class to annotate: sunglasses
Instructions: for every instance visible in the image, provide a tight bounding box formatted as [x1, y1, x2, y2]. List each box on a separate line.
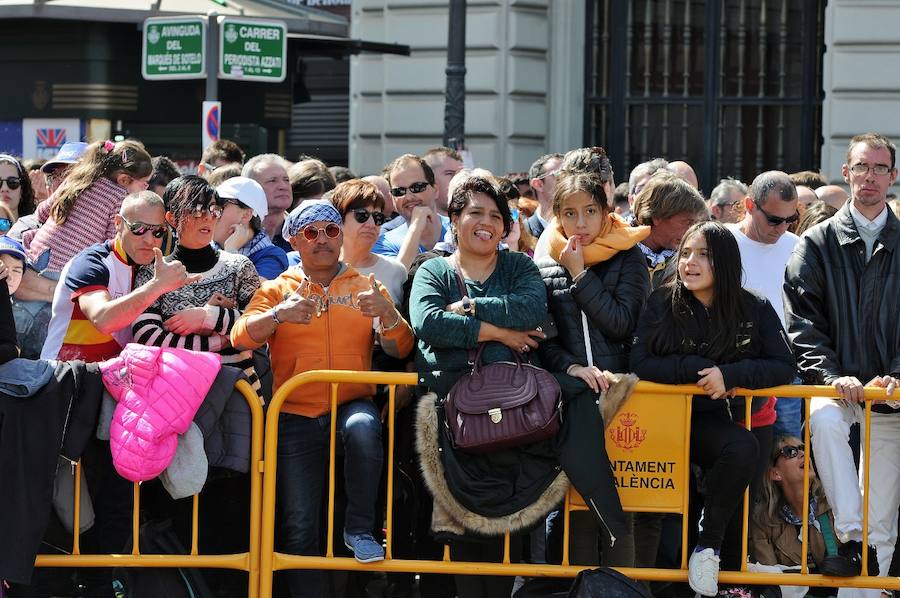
[390, 181, 429, 197]
[755, 202, 800, 227]
[774, 444, 804, 463]
[0, 177, 21, 191]
[122, 216, 168, 238]
[220, 198, 246, 209]
[351, 209, 386, 226]
[190, 205, 223, 220]
[302, 223, 342, 241]
[0, 218, 11, 233]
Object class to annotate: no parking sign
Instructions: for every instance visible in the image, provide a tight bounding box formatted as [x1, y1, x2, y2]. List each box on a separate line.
[202, 101, 221, 152]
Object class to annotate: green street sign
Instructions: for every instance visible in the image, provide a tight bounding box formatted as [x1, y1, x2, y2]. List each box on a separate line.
[142, 17, 206, 80]
[219, 18, 287, 83]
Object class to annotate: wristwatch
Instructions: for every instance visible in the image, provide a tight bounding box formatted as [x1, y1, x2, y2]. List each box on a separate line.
[461, 296, 475, 316]
[269, 308, 282, 326]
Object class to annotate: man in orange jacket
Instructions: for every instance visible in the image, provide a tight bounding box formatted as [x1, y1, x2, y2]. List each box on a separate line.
[232, 199, 413, 598]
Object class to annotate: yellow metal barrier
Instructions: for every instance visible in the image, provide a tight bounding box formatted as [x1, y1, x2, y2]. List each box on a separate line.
[258, 371, 900, 593]
[34, 379, 265, 598]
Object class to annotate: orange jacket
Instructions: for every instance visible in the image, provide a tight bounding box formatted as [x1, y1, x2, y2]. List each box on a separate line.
[231, 264, 414, 417]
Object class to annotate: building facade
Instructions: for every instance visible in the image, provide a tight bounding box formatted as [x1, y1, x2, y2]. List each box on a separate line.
[350, 0, 900, 190]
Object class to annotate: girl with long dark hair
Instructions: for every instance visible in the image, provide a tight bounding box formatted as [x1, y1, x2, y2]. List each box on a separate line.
[630, 221, 796, 596]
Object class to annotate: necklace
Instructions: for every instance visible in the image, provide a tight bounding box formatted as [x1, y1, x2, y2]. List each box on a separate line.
[456, 254, 497, 283]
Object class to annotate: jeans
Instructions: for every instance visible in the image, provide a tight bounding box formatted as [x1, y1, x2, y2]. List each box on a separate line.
[276, 399, 383, 598]
[773, 377, 805, 438]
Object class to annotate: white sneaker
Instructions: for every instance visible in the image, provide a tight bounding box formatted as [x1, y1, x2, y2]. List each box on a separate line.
[688, 547, 720, 597]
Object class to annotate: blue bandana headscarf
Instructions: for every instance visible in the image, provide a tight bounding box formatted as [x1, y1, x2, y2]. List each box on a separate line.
[283, 199, 343, 239]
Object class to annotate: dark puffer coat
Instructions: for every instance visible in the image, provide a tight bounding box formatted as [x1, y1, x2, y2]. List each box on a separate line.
[537, 246, 650, 375]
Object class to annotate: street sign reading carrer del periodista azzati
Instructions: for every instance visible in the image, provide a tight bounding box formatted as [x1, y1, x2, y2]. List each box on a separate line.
[219, 18, 287, 83]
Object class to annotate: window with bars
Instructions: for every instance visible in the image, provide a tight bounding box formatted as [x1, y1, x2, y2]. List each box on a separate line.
[584, 0, 825, 193]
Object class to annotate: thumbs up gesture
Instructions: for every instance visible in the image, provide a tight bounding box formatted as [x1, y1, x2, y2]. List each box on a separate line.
[275, 279, 318, 325]
[357, 273, 394, 319]
[149, 248, 203, 294]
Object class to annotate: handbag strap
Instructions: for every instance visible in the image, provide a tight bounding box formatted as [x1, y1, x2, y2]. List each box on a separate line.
[446, 257, 479, 365]
[581, 311, 594, 366]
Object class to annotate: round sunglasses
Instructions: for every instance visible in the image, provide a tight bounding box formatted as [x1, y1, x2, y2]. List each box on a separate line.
[0, 177, 22, 191]
[351, 209, 386, 226]
[302, 223, 342, 241]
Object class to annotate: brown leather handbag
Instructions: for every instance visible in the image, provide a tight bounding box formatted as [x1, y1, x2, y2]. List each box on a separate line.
[444, 265, 562, 454]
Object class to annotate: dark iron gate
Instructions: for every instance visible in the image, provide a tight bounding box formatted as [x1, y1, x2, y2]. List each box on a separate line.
[584, 0, 825, 193]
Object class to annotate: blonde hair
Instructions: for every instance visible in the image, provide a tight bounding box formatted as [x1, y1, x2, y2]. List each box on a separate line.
[754, 435, 826, 525]
[51, 139, 152, 225]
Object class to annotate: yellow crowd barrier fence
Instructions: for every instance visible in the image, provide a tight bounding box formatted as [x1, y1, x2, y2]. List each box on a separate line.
[259, 371, 900, 594]
[32, 379, 265, 598]
[27, 371, 900, 595]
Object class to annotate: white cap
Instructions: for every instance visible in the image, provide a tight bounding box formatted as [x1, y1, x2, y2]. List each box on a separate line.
[216, 176, 268, 218]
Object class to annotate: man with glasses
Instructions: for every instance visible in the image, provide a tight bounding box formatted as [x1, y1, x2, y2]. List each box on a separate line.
[709, 177, 748, 223]
[784, 133, 900, 582]
[525, 152, 563, 238]
[373, 153, 449, 268]
[197, 138, 245, 178]
[725, 172, 801, 437]
[232, 200, 413, 597]
[41, 190, 197, 362]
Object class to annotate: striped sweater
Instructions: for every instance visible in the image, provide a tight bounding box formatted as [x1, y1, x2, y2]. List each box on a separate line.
[24, 177, 126, 272]
[132, 250, 262, 392]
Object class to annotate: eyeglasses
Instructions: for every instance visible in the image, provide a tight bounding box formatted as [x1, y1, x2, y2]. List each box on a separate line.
[302, 223, 342, 241]
[0, 177, 21, 191]
[390, 181, 429, 197]
[849, 163, 893, 176]
[0, 218, 11, 233]
[509, 208, 520, 221]
[774, 444, 804, 463]
[755, 202, 800, 227]
[121, 216, 168, 238]
[219, 198, 245, 209]
[189, 205, 223, 220]
[351, 209, 386, 226]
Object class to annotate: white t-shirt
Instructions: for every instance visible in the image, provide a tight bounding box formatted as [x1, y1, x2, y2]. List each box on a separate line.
[725, 223, 799, 327]
[354, 254, 408, 306]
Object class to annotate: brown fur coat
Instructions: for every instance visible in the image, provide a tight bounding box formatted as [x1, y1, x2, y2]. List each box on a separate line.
[415, 371, 638, 536]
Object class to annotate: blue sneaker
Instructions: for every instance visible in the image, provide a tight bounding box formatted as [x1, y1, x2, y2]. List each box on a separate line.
[343, 531, 385, 563]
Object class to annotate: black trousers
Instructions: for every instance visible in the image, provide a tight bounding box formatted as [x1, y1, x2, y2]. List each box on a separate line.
[449, 535, 522, 598]
[690, 408, 759, 552]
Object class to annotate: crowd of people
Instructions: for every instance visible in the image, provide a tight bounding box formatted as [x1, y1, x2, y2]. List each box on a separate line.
[1, 131, 899, 598]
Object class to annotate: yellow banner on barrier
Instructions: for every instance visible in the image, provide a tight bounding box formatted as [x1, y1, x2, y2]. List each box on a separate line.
[604, 391, 692, 512]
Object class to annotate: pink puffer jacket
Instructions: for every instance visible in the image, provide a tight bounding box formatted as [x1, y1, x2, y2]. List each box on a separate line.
[99, 343, 222, 482]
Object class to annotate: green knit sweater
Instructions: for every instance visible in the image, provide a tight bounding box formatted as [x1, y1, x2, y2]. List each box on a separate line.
[409, 251, 547, 396]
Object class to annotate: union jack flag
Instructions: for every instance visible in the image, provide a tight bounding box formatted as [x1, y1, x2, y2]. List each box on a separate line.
[36, 128, 66, 150]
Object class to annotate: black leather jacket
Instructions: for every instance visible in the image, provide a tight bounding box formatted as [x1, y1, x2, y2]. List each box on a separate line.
[537, 246, 649, 374]
[783, 203, 900, 411]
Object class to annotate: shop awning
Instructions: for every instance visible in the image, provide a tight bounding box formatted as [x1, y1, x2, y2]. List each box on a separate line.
[0, 0, 349, 37]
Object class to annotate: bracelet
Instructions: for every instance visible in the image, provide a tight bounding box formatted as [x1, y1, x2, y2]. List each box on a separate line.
[269, 308, 282, 326]
[379, 311, 402, 333]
